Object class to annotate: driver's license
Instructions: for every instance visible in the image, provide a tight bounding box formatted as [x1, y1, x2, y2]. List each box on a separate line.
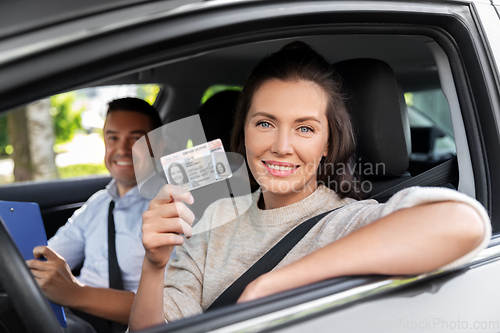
[160, 139, 232, 191]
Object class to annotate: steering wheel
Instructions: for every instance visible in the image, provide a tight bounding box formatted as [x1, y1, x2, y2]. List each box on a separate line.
[0, 218, 62, 333]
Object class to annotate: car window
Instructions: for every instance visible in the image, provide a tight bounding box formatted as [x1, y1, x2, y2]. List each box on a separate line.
[405, 89, 456, 176]
[406, 89, 454, 136]
[0, 84, 161, 185]
[200, 85, 241, 104]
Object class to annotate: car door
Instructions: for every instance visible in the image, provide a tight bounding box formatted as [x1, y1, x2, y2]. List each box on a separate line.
[1, 0, 500, 332]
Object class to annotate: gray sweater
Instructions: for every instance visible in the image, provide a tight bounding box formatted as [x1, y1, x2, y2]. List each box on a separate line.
[162, 185, 491, 322]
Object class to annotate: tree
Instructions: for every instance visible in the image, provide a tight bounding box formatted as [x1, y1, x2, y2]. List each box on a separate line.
[5, 99, 59, 182]
[26, 99, 58, 180]
[51, 92, 83, 144]
[7, 107, 33, 181]
[0, 116, 8, 156]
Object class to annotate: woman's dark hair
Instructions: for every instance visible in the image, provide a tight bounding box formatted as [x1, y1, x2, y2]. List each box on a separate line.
[168, 163, 189, 185]
[107, 97, 162, 131]
[231, 41, 363, 199]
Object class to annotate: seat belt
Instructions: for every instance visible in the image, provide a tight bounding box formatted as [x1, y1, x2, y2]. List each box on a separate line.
[207, 208, 340, 311]
[206, 156, 458, 311]
[370, 156, 458, 201]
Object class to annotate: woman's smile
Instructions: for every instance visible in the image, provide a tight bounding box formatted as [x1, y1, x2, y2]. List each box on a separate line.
[261, 160, 300, 177]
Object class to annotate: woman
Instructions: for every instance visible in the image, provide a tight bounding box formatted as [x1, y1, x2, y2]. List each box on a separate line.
[129, 42, 490, 330]
[215, 162, 226, 176]
[167, 163, 190, 188]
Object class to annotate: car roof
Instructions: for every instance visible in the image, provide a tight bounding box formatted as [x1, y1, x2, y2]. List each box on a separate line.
[0, 0, 492, 69]
[0, 0, 450, 113]
[0, 0, 200, 40]
[0, 0, 492, 40]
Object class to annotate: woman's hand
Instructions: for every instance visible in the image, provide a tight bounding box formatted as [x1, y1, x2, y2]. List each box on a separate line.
[130, 185, 195, 331]
[142, 184, 195, 270]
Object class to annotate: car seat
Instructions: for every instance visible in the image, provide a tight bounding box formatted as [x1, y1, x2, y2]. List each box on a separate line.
[198, 90, 240, 150]
[198, 61, 413, 201]
[333, 58, 412, 200]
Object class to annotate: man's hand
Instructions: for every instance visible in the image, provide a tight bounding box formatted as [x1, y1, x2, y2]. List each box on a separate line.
[26, 246, 83, 307]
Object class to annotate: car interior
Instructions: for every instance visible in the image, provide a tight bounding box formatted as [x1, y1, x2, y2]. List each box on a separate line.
[3, 34, 461, 233]
[1, 35, 466, 231]
[0, 26, 490, 332]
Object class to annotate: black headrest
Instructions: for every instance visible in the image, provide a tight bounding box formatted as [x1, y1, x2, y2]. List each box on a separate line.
[334, 59, 411, 179]
[198, 90, 240, 151]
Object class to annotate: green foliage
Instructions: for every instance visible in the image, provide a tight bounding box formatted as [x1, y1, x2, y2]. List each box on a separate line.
[136, 84, 161, 105]
[51, 92, 84, 144]
[0, 116, 8, 156]
[201, 85, 242, 105]
[57, 163, 109, 179]
[404, 92, 413, 106]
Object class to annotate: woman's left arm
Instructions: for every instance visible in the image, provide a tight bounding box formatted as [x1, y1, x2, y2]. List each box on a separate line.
[238, 200, 487, 302]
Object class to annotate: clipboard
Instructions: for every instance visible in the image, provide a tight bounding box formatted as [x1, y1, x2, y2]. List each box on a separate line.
[0, 201, 67, 328]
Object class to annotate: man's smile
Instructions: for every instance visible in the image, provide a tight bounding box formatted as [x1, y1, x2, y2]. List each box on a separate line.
[115, 160, 133, 166]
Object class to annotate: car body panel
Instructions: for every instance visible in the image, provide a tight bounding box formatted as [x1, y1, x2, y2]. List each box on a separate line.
[470, 2, 500, 137]
[1, 0, 500, 332]
[133, 239, 500, 332]
[0, 0, 203, 67]
[273, 258, 500, 333]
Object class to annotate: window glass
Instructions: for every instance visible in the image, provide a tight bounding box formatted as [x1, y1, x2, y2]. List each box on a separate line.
[405, 89, 456, 157]
[0, 84, 162, 185]
[200, 85, 241, 105]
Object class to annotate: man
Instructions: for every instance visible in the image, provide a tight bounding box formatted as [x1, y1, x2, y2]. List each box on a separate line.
[27, 97, 162, 333]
